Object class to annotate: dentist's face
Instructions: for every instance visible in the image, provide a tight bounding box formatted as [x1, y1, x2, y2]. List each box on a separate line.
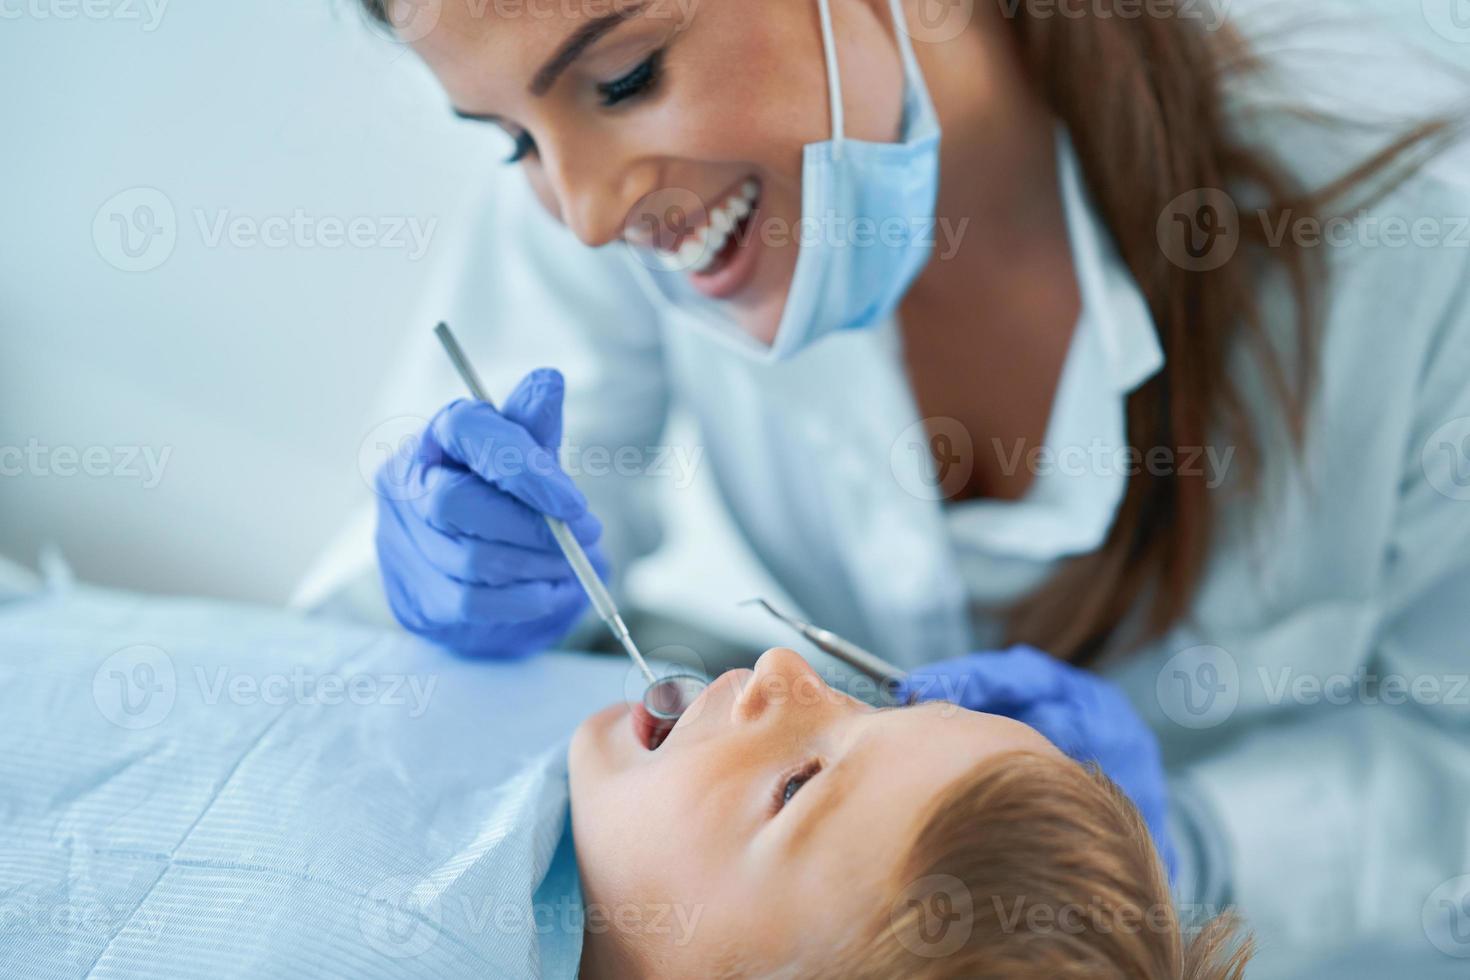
[398, 0, 907, 344]
[567, 647, 1061, 974]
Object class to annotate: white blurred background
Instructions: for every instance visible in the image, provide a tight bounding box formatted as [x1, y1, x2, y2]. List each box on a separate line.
[1, 2, 488, 600]
[0, 0, 1467, 606]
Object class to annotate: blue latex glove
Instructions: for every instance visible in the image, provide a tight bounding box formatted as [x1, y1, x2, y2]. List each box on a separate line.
[897, 646, 1177, 881]
[374, 368, 606, 659]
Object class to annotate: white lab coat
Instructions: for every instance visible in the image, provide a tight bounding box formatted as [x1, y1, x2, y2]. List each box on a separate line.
[312, 20, 1470, 969]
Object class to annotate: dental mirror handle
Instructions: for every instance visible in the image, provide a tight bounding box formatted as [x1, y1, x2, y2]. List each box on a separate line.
[433, 322, 656, 686]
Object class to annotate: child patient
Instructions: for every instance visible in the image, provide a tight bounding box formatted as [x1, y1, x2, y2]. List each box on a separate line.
[568, 647, 1249, 979]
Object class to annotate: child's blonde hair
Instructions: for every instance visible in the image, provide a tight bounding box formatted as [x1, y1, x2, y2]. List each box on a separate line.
[812, 750, 1250, 979]
[714, 750, 1249, 979]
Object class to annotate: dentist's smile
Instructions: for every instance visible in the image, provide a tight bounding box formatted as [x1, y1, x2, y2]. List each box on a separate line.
[635, 176, 764, 300]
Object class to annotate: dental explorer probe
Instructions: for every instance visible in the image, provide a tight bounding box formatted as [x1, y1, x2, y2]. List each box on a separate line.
[432, 321, 657, 687]
[741, 597, 907, 686]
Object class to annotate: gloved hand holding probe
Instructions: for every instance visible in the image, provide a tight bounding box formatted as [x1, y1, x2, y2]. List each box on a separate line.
[374, 368, 607, 659]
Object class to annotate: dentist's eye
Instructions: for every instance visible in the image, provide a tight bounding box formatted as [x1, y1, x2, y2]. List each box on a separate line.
[771, 760, 822, 815]
[504, 130, 537, 165]
[597, 49, 664, 107]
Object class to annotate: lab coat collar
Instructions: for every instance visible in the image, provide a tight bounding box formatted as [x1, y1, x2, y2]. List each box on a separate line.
[1055, 125, 1165, 395]
[941, 127, 1165, 567]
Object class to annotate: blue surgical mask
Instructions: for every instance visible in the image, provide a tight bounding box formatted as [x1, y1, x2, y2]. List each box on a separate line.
[627, 0, 942, 362]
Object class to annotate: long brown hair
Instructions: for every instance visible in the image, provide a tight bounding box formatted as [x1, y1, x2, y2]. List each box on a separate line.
[998, 1, 1463, 661]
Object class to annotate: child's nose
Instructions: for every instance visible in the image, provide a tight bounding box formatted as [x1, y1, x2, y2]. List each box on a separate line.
[734, 647, 828, 721]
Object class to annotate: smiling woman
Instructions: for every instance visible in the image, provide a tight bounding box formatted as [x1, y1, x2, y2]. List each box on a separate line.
[567, 648, 1249, 978]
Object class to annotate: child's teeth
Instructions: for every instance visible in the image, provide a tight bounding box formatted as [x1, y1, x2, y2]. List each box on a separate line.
[741, 179, 758, 200]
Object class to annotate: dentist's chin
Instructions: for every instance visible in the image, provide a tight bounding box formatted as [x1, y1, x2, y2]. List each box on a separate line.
[721, 261, 796, 347]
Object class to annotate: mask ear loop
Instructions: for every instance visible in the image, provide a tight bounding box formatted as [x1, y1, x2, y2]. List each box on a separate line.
[815, 0, 846, 161]
[884, 0, 927, 93]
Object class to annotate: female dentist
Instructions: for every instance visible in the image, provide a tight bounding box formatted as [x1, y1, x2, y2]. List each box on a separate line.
[356, 0, 1470, 959]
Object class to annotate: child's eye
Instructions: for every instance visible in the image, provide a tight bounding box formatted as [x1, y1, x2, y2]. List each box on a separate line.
[597, 49, 664, 107]
[772, 760, 822, 814]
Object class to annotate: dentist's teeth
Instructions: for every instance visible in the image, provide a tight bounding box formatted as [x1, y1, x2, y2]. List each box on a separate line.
[689, 226, 728, 273]
[677, 230, 706, 270]
[654, 177, 761, 274]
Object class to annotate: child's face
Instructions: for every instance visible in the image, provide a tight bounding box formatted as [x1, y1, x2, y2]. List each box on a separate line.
[568, 647, 1061, 974]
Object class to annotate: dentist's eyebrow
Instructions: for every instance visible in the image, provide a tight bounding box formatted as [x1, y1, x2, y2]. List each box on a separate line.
[530, 1, 650, 97]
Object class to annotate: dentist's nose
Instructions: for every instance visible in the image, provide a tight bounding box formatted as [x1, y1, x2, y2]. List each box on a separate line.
[534, 144, 654, 248]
